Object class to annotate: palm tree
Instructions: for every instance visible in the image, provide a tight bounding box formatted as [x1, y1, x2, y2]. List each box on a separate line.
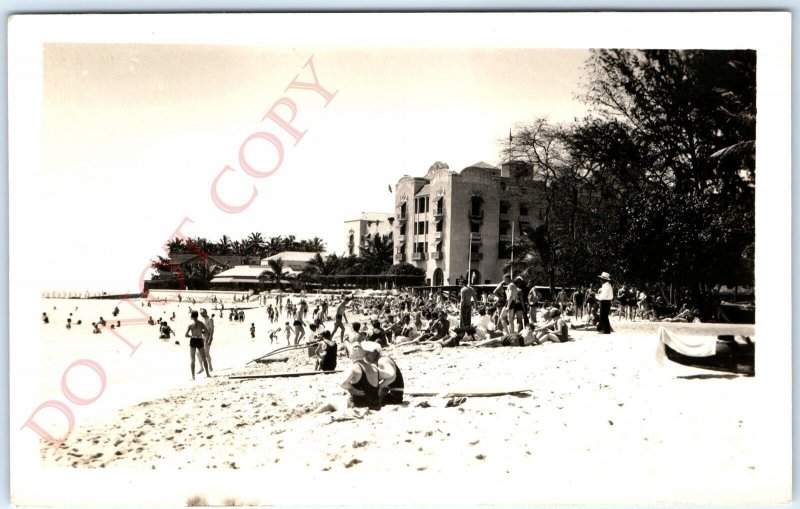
[308, 236, 326, 252]
[282, 235, 297, 251]
[265, 257, 291, 289]
[216, 235, 232, 255]
[361, 233, 393, 274]
[246, 232, 265, 256]
[166, 238, 187, 256]
[266, 236, 283, 257]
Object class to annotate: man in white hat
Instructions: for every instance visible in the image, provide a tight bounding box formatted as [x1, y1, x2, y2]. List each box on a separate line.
[597, 272, 614, 334]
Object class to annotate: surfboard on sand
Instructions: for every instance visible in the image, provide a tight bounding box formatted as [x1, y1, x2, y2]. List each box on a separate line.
[398, 386, 532, 397]
[230, 370, 343, 380]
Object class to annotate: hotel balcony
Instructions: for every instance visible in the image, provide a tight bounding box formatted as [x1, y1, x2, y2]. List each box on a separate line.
[470, 232, 482, 243]
[499, 234, 511, 241]
[433, 209, 444, 219]
[397, 212, 407, 222]
[412, 252, 426, 261]
[395, 253, 406, 262]
[430, 251, 443, 260]
[397, 234, 405, 243]
[468, 209, 484, 221]
[470, 252, 483, 262]
[434, 231, 443, 239]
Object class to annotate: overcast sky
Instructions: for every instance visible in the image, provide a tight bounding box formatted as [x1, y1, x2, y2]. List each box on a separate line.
[41, 44, 590, 292]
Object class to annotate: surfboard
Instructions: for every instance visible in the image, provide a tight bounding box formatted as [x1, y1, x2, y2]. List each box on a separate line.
[398, 387, 533, 397]
[230, 369, 343, 380]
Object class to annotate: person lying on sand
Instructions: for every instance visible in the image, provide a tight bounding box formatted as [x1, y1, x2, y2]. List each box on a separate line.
[472, 323, 539, 347]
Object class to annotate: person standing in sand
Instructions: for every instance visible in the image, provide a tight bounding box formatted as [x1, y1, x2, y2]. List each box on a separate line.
[493, 274, 511, 333]
[197, 309, 215, 374]
[185, 311, 211, 380]
[459, 280, 478, 328]
[597, 272, 614, 334]
[330, 297, 350, 342]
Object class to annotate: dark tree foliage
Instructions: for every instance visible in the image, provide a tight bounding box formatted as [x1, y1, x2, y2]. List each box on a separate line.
[505, 49, 755, 295]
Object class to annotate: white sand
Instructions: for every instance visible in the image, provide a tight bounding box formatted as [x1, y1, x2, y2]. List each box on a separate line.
[17, 296, 790, 505]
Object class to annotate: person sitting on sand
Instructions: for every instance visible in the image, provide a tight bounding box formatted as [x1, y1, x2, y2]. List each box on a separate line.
[185, 310, 211, 381]
[66, 318, 72, 330]
[473, 323, 539, 347]
[42, 312, 49, 324]
[343, 322, 365, 358]
[364, 342, 405, 405]
[534, 310, 570, 343]
[315, 330, 338, 372]
[368, 320, 388, 347]
[92, 322, 101, 334]
[147, 316, 155, 326]
[315, 345, 381, 412]
[419, 311, 450, 342]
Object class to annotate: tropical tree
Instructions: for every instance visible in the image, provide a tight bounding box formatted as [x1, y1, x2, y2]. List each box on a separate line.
[265, 257, 291, 289]
[216, 235, 232, 255]
[360, 233, 394, 273]
[246, 232, 265, 256]
[166, 238, 187, 256]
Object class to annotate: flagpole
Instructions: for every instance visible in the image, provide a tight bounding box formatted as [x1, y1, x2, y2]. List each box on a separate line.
[510, 221, 515, 279]
[467, 240, 472, 286]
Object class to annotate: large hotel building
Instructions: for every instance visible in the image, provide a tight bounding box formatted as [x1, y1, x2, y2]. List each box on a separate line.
[393, 161, 545, 286]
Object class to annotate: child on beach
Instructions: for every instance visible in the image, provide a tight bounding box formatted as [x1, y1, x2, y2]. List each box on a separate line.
[185, 310, 211, 381]
[268, 328, 281, 344]
[250, 323, 256, 338]
[284, 322, 292, 345]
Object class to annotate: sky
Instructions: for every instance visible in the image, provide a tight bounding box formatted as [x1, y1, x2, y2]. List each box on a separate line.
[40, 44, 591, 292]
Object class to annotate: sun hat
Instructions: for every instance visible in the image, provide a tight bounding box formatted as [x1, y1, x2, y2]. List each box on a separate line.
[598, 272, 611, 280]
[360, 341, 382, 354]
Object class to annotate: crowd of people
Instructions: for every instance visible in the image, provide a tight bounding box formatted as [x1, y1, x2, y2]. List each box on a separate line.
[41, 272, 715, 411]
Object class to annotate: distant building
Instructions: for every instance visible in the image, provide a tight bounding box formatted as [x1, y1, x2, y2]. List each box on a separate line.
[393, 161, 546, 286]
[261, 251, 322, 273]
[343, 212, 394, 256]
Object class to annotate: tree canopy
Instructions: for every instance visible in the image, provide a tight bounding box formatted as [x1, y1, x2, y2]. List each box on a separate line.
[505, 49, 755, 296]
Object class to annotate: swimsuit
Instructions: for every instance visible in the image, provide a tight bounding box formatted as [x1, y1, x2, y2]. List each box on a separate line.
[319, 340, 338, 371]
[190, 337, 204, 348]
[381, 357, 405, 405]
[351, 361, 381, 410]
[501, 334, 525, 347]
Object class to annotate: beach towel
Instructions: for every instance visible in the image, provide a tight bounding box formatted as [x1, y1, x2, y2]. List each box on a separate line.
[655, 326, 717, 366]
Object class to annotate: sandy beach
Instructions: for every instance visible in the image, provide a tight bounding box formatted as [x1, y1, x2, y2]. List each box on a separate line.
[24, 295, 783, 505]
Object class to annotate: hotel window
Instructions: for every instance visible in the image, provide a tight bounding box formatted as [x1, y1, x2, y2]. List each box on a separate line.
[415, 197, 429, 214]
[499, 221, 511, 236]
[435, 220, 443, 233]
[399, 202, 407, 219]
[499, 201, 510, 215]
[435, 197, 444, 214]
[414, 221, 429, 235]
[470, 196, 483, 215]
[470, 221, 480, 233]
[413, 242, 428, 253]
[520, 204, 529, 216]
[498, 241, 511, 259]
